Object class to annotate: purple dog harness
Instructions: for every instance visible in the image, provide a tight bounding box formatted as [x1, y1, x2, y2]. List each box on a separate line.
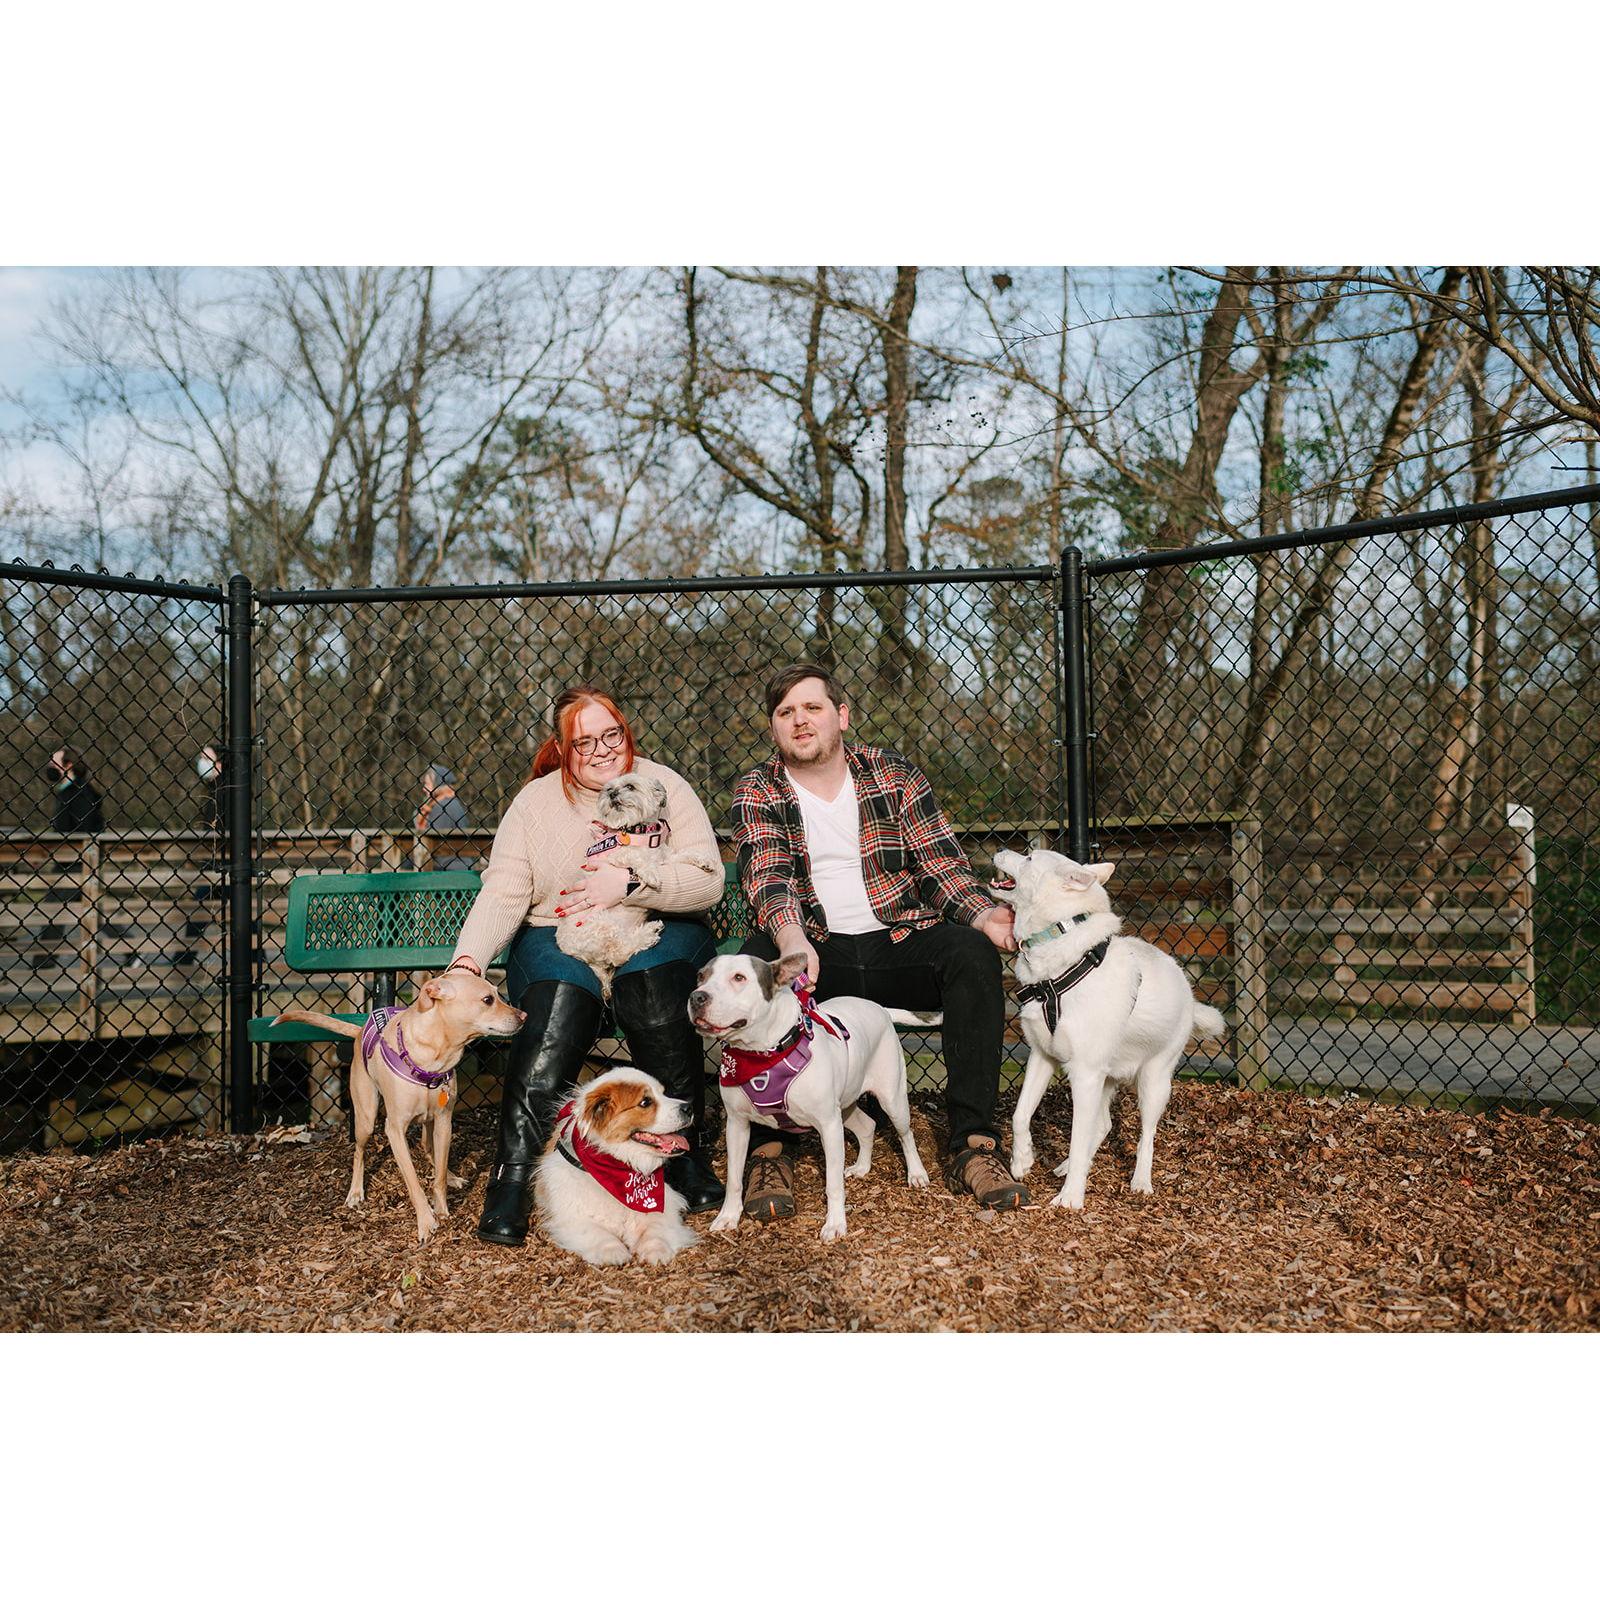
[718, 982, 849, 1132]
[360, 1006, 454, 1091]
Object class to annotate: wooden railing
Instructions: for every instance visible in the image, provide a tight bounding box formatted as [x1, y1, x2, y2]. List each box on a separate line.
[0, 814, 1541, 1082]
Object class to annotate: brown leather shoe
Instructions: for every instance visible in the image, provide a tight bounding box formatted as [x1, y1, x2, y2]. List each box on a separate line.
[742, 1143, 797, 1222]
[947, 1134, 1029, 1209]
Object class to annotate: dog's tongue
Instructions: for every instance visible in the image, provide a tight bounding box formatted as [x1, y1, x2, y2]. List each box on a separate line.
[633, 1131, 690, 1156]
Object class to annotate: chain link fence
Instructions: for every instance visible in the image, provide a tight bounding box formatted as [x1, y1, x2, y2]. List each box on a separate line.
[251, 569, 1063, 1116]
[1083, 487, 1600, 1113]
[3, 484, 1597, 1152]
[0, 566, 230, 1152]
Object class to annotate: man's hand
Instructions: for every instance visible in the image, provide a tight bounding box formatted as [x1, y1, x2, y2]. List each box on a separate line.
[560, 861, 632, 917]
[777, 930, 820, 986]
[977, 904, 1018, 953]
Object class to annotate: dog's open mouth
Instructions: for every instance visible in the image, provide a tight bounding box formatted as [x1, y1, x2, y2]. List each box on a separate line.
[691, 1017, 746, 1036]
[630, 1131, 690, 1155]
[991, 874, 1017, 892]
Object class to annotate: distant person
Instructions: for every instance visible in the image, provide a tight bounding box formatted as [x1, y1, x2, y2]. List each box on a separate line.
[415, 762, 473, 869]
[45, 747, 104, 835]
[196, 743, 228, 832]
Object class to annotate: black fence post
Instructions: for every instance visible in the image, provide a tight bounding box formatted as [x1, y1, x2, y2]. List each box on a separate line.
[226, 573, 255, 1134]
[1060, 546, 1092, 863]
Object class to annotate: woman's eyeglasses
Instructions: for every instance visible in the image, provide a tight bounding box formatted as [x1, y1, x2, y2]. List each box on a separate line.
[571, 726, 626, 758]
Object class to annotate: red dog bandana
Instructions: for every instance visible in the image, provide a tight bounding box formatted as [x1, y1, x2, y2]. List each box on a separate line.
[554, 1100, 665, 1212]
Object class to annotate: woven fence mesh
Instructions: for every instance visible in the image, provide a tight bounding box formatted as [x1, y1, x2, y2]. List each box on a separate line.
[1086, 495, 1600, 1112]
[0, 573, 228, 1151]
[2, 488, 1596, 1152]
[252, 574, 1062, 1113]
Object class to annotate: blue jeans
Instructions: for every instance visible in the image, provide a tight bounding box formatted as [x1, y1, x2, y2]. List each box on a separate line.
[504, 916, 719, 1004]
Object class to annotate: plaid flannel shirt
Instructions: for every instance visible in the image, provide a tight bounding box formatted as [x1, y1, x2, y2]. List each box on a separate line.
[733, 743, 996, 944]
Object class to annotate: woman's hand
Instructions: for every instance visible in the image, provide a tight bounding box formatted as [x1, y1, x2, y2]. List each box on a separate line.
[558, 860, 633, 918]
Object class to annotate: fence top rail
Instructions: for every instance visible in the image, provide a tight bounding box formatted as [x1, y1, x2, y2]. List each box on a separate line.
[0, 558, 224, 603]
[1082, 483, 1600, 578]
[257, 562, 1057, 608]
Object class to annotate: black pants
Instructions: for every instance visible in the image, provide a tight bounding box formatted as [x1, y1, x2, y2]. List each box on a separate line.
[739, 922, 1004, 1154]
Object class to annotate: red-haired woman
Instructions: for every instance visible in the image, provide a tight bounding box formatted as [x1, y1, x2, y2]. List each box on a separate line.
[448, 685, 725, 1245]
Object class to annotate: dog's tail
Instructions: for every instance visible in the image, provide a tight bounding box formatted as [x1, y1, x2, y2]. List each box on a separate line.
[1191, 1004, 1227, 1040]
[883, 1009, 943, 1030]
[271, 1008, 363, 1040]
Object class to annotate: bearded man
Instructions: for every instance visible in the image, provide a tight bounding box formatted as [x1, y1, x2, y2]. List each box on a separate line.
[729, 661, 1031, 1221]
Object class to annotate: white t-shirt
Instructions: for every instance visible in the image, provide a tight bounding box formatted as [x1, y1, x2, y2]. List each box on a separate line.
[786, 769, 886, 934]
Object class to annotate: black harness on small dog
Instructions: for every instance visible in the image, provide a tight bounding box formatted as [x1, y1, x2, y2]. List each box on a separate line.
[1016, 939, 1112, 1035]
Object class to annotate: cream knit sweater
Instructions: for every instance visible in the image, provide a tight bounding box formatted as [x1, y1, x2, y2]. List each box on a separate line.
[451, 757, 723, 974]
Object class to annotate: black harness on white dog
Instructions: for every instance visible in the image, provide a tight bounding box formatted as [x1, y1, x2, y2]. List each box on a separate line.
[1016, 939, 1113, 1035]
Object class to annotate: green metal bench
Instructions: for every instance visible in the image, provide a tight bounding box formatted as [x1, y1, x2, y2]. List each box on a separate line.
[251, 864, 755, 1044]
[249, 870, 492, 1043]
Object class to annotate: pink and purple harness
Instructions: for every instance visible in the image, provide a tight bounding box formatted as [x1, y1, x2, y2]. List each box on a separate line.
[718, 981, 850, 1131]
[360, 1006, 454, 1092]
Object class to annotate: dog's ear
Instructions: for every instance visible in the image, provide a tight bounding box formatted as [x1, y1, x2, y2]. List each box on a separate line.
[774, 951, 809, 989]
[1088, 861, 1115, 884]
[584, 1089, 613, 1132]
[416, 979, 445, 1011]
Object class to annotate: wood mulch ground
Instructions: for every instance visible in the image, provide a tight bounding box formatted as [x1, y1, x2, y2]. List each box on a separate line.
[2, 1082, 1597, 1332]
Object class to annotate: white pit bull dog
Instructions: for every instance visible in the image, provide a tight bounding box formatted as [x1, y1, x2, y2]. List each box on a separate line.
[689, 952, 929, 1242]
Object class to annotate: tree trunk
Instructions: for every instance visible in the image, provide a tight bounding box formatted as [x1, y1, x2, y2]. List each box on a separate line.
[1228, 267, 1466, 814]
[876, 266, 917, 688]
[1102, 267, 1261, 812]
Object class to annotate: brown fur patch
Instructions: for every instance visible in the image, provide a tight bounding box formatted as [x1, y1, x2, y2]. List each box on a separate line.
[581, 1077, 655, 1145]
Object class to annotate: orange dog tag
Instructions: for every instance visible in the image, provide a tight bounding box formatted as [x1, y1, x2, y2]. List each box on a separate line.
[438, 1090, 448, 1108]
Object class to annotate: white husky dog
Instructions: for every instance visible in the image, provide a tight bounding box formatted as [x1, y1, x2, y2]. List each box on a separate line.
[990, 848, 1226, 1209]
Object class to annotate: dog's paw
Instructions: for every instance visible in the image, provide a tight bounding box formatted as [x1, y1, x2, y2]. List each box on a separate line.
[1010, 1149, 1034, 1179]
[844, 1159, 871, 1179]
[1049, 1187, 1085, 1211]
[635, 1242, 679, 1267]
[433, 1194, 450, 1219]
[446, 1172, 467, 1192]
[819, 1216, 848, 1243]
[906, 1167, 930, 1189]
[1053, 1157, 1072, 1178]
[708, 1209, 742, 1233]
[416, 1207, 439, 1243]
[1129, 1175, 1153, 1195]
[344, 1186, 364, 1208]
[581, 1242, 631, 1267]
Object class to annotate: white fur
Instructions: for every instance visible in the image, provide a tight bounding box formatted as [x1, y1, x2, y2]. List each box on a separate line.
[534, 1067, 699, 1267]
[690, 953, 930, 1242]
[992, 848, 1227, 1210]
[556, 774, 671, 996]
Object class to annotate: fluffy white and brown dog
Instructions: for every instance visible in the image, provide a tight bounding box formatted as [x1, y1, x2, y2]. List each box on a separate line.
[556, 773, 676, 997]
[689, 951, 929, 1242]
[533, 1067, 699, 1266]
[991, 848, 1227, 1210]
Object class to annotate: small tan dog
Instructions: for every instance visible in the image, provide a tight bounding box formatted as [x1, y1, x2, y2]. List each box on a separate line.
[534, 1067, 698, 1266]
[274, 972, 525, 1243]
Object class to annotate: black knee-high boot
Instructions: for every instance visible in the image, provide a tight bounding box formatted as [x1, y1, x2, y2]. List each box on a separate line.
[610, 961, 725, 1213]
[477, 980, 603, 1246]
